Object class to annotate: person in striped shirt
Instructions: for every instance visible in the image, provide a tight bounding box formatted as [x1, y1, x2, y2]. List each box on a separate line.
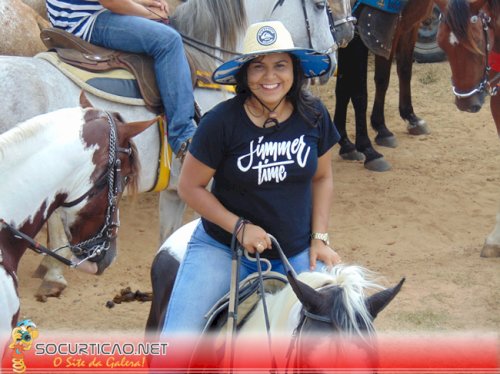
[46, 0, 196, 159]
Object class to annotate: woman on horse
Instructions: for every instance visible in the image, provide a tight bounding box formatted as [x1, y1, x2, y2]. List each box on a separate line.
[161, 20, 342, 337]
[45, 0, 195, 158]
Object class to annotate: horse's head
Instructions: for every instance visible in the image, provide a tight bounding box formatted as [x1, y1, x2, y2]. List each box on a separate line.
[437, 0, 496, 112]
[58, 94, 157, 274]
[270, 0, 338, 83]
[285, 267, 404, 369]
[328, 0, 356, 48]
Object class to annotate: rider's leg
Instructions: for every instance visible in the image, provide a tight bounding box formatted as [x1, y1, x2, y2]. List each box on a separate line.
[90, 11, 196, 155]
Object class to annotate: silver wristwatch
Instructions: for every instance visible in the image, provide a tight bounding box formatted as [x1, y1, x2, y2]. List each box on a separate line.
[311, 232, 330, 246]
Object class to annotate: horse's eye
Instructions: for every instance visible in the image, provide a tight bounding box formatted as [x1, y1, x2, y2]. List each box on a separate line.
[314, 0, 326, 10]
[123, 176, 130, 185]
[470, 15, 479, 23]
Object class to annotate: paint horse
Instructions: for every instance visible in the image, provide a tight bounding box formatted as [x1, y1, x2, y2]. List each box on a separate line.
[0, 97, 155, 342]
[0, 0, 343, 299]
[437, 0, 500, 257]
[334, 0, 435, 171]
[146, 221, 404, 371]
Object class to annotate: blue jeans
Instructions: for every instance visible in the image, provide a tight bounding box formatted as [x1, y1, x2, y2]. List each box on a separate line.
[160, 222, 325, 337]
[90, 11, 196, 154]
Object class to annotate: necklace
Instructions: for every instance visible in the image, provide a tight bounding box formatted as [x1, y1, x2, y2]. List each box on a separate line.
[245, 95, 287, 128]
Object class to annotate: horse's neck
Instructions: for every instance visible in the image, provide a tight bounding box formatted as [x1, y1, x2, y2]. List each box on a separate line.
[0, 108, 95, 232]
[243, 0, 275, 28]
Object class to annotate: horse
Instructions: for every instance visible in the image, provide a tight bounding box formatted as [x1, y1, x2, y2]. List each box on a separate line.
[436, 0, 500, 258]
[0, 0, 346, 299]
[0, 96, 155, 347]
[146, 221, 404, 371]
[0, 0, 49, 56]
[334, 0, 434, 171]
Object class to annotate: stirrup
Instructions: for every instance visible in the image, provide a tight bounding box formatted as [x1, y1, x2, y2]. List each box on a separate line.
[176, 138, 191, 163]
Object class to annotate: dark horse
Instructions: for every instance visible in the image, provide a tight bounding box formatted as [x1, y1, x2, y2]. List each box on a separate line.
[436, 0, 500, 257]
[334, 0, 434, 171]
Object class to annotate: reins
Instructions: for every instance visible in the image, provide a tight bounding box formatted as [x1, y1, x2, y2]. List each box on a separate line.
[0, 112, 132, 269]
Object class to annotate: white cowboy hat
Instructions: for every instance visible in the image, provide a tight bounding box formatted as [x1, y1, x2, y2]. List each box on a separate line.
[212, 21, 331, 85]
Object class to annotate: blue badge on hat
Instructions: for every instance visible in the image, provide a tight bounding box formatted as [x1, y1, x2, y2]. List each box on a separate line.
[257, 26, 277, 46]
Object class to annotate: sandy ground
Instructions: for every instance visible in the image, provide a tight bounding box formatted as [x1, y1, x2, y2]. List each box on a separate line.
[17, 59, 500, 338]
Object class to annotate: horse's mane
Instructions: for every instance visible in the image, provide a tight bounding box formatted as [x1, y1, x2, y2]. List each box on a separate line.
[299, 266, 383, 337]
[172, 0, 247, 74]
[447, 0, 498, 54]
[251, 265, 383, 338]
[0, 108, 74, 163]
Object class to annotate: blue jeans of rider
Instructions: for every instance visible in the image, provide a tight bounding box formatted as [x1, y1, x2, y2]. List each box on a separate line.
[90, 11, 196, 154]
[160, 222, 326, 337]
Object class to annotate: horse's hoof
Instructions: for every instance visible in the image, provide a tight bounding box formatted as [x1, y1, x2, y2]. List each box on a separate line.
[406, 116, 430, 135]
[480, 243, 500, 258]
[32, 264, 48, 279]
[364, 157, 391, 172]
[340, 150, 365, 161]
[35, 275, 68, 301]
[375, 134, 398, 148]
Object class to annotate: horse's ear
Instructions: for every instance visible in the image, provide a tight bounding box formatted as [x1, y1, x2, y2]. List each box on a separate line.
[286, 272, 322, 311]
[120, 117, 158, 139]
[79, 91, 94, 108]
[365, 278, 405, 319]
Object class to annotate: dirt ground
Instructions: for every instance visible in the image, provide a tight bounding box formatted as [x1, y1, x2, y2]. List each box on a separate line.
[17, 59, 500, 337]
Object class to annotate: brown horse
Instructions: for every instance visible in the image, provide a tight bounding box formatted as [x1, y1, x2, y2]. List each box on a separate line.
[335, 0, 434, 171]
[0, 94, 155, 342]
[436, 0, 500, 257]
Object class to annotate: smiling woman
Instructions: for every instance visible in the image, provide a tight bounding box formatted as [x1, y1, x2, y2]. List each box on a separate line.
[151, 22, 341, 369]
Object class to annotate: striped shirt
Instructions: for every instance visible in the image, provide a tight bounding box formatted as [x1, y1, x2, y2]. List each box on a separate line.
[46, 0, 106, 41]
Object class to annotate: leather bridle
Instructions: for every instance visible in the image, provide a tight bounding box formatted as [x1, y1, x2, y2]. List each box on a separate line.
[0, 112, 133, 268]
[442, 10, 499, 98]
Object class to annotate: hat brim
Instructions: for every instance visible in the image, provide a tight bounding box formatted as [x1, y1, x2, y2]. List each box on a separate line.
[212, 48, 331, 85]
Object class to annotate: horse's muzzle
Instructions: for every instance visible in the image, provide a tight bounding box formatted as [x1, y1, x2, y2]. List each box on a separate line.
[455, 92, 485, 113]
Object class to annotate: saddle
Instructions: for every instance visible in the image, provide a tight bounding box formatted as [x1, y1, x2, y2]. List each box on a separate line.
[203, 271, 288, 333]
[354, 0, 410, 59]
[40, 28, 203, 114]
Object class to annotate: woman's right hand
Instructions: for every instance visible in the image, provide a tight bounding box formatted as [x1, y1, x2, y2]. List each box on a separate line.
[237, 223, 272, 254]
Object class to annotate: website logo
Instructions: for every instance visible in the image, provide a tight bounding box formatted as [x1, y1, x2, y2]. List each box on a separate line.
[9, 319, 39, 374]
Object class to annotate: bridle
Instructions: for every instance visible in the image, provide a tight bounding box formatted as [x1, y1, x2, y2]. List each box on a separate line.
[441, 9, 499, 98]
[272, 0, 337, 53]
[0, 112, 132, 268]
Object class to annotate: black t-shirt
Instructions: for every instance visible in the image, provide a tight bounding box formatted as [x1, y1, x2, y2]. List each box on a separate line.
[189, 95, 340, 259]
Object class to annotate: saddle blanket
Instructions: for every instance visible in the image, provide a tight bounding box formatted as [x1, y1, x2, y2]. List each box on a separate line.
[36, 51, 147, 107]
[355, 0, 404, 14]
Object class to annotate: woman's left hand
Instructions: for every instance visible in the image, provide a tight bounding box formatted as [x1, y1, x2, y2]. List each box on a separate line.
[309, 241, 341, 271]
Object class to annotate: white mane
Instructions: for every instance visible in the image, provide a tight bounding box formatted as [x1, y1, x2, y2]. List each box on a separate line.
[0, 107, 86, 163]
[241, 265, 384, 337]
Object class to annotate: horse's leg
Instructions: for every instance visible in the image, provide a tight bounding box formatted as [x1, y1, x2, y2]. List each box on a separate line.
[158, 189, 187, 243]
[370, 54, 399, 148]
[482, 97, 500, 257]
[342, 36, 391, 171]
[395, 26, 430, 136]
[33, 211, 70, 300]
[481, 206, 500, 257]
[334, 45, 364, 162]
[158, 159, 187, 243]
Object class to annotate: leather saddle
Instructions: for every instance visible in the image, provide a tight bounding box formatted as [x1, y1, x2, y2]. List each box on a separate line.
[355, 0, 410, 59]
[40, 28, 199, 114]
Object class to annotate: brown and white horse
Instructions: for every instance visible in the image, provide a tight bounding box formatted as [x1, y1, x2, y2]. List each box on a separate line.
[0, 95, 155, 342]
[436, 0, 500, 257]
